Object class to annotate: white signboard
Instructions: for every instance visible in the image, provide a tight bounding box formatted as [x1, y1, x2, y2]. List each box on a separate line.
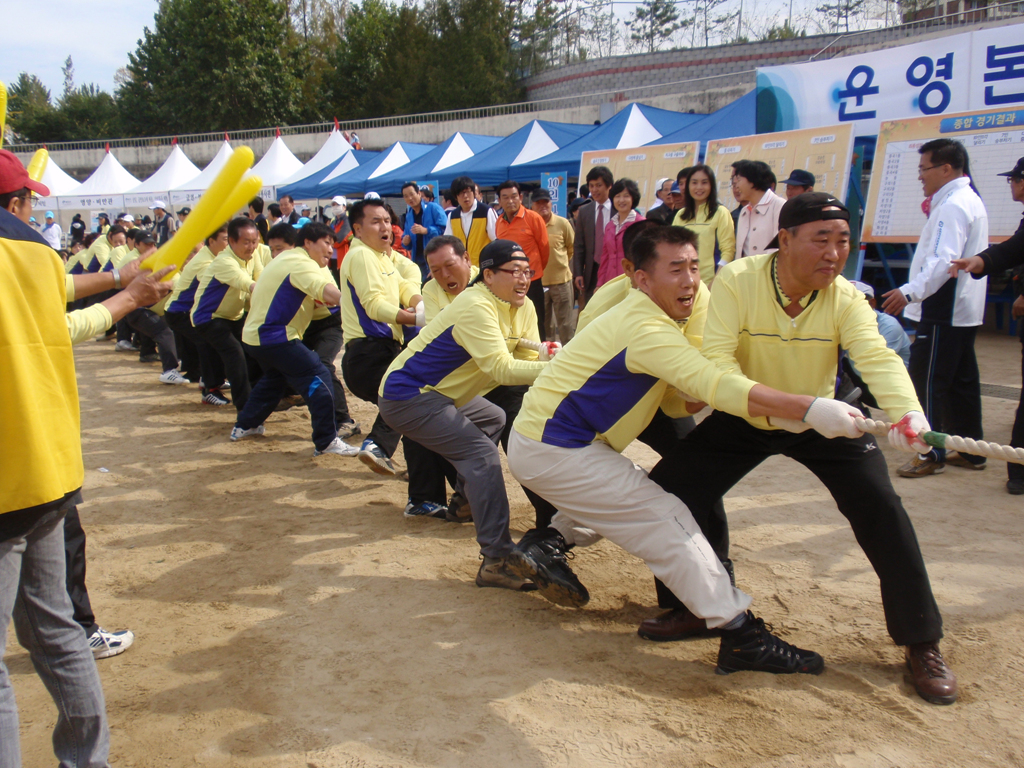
[757, 23, 1024, 136]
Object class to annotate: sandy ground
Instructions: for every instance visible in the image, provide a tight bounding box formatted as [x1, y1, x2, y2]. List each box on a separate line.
[6, 330, 1024, 768]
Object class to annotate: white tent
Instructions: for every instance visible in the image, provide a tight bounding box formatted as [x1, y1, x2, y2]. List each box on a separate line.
[34, 156, 82, 213]
[56, 147, 140, 211]
[169, 140, 234, 206]
[274, 129, 354, 190]
[123, 143, 201, 208]
[247, 134, 303, 200]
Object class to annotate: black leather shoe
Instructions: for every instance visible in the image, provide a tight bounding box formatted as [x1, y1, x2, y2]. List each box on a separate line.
[716, 612, 824, 675]
[1007, 479, 1024, 495]
[638, 607, 717, 642]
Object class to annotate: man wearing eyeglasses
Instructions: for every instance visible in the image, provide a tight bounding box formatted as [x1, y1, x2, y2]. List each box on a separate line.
[377, 240, 555, 592]
[881, 139, 989, 479]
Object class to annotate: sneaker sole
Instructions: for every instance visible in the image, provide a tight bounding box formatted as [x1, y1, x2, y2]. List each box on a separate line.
[715, 654, 825, 676]
[506, 549, 589, 608]
[92, 644, 131, 660]
[638, 626, 720, 642]
[946, 459, 986, 471]
[315, 448, 360, 457]
[358, 450, 397, 476]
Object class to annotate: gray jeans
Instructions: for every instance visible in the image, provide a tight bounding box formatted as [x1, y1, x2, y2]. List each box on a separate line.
[543, 281, 576, 344]
[0, 508, 110, 768]
[378, 392, 514, 558]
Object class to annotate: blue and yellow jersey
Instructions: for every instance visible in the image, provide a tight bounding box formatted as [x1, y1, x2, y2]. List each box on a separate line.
[703, 252, 920, 429]
[340, 238, 421, 344]
[422, 266, 479, 323]
[65, 248, 85, 275]
[102, 244, 128, 272]
[514, 288, 755, 453]
[167, 246, 216, 314]
[242, 248, 333, 346]
[311, 265, 341, 322]
[1, 210, 83, 514]
[82, 236, 113, 273]
[190, 246, 256, 325]
[381, 283, 545, 407]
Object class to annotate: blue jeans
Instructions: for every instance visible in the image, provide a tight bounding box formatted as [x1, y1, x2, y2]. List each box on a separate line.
[0, 509, 110, 768]
[237, 340, 338, 451]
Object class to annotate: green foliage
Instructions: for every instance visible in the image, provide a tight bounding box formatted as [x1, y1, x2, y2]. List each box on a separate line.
[626, 0, 686, 54]
[761, 22, 806, 40]
[119, 0, 301, 136]
[7, 72, 123, 143]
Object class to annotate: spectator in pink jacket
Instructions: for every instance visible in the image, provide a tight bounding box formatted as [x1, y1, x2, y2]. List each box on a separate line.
[596, 178, 645, 288]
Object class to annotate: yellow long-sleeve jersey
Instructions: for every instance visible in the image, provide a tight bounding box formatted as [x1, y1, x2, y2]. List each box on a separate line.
[190, 247, 256, 325]
[381, 283, 545, 407]
[242, 248, 332, 346]
[167, 246, 216, 314]
[514, 288, 755, 453]
[340, 239, 421, 344]
[575, 274, 710, 348]
[311, 264, 341, 322]
[703, 252, 921, 430]
[673, 202, 736, 287]
[422, 266, 479, 323]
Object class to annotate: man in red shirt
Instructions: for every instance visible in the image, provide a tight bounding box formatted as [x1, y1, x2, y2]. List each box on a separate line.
[495, 180, 549, 334]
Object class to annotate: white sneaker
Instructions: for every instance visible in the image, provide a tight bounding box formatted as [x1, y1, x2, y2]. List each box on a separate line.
[88, 627, 135, 659]
[114, 340, 134, 352]
[159, 369, 191, 385]
[230, 425, 265, 441]
[314, 437, 359, 457]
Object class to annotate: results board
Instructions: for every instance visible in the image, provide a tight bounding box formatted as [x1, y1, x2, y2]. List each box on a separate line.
[579, 142, 700, 213]
[704, 124, 855, 210]
[863, 108, 1024, 243]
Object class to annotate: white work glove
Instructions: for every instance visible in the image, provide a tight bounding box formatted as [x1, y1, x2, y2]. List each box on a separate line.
[773, 397, 864, 439]
[414, 301, 426, 327]
[887, 411, 932, 453]
[538, 341, 561, 362]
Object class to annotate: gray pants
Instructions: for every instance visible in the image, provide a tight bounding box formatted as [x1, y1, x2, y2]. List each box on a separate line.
[543, 281, 575, 344]
[0, 508, 110, 768]
[378, 392, 513, 558]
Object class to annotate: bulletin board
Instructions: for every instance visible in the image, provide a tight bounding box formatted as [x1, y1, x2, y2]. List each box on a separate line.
[579, 142, 700, 212]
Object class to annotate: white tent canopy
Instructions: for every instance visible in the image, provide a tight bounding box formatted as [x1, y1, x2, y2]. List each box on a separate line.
[34, 157, 82, 213]
[56, 148, 140, 211]
[169, 141, 233, 206]
[247, 135, 303, 200]
[275, 129, 353, 189]
[124, 144, 201, 208]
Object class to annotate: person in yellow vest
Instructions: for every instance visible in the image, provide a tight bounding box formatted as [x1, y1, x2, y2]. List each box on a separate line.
[443, 175, 496, 266]
[191, 217, 262, 414]
[1, 151, 173, 764]
[378, 240, 556, 589]
[340, 199, 423, 475]
[646, 194, 957, 704]
[506, 225, 865, 673]
[232, 222, 360, 457]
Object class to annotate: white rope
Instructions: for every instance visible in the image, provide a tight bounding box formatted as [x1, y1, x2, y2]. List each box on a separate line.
[853, 416, 1024, 465]
[517, 338, 543, 352]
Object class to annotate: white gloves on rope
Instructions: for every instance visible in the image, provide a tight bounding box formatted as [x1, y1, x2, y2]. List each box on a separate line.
[773, 397, 865, 439]
[538, 341, 562, 362]
[887, 411, 931, 453]
[414, 301, 426, 327]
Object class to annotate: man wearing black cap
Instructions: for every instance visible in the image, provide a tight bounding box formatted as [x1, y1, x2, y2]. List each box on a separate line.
[781, 169, 815, 200]
[646, 193, 959, 705]
[950, 156, 1024, 494]
[377, 240, 554, 591]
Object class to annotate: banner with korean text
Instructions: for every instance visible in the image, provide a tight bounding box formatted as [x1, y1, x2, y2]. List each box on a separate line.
[862, 107, 1023, 243]
[539, 172, 569, 217]
[756, 23, 1024, 137]
[579, 142, 699, 214]
[703, 124, 855, 210]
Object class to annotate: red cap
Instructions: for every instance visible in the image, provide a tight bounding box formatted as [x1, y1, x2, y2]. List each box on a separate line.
[0, 150, 51, 197]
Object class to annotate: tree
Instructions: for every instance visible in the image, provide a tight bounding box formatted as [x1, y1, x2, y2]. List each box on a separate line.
[626, 0, 685, 54]
[57, 85, 122, 141]
[61, 56, 75, 100]
[119, 0, 301, 136]
[815, 0, 866, 32]
[5, 73, 64, 143]
[760, 21, 806, 40]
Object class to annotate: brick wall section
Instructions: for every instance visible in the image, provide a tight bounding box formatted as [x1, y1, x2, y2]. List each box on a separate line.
[523, 16, 1024, 102]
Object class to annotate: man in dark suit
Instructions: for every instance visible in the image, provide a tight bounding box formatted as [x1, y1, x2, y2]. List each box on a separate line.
[572, 165, 614, 306]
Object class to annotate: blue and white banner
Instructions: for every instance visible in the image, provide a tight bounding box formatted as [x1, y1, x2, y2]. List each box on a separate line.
[540, 172, 568, 217]
[757, 23, 1024, 136]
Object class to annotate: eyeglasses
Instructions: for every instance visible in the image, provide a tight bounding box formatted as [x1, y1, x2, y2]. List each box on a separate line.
[917, 164, 946, 175]
[497, 267, 534, 280]
[1007, 176, 1023, 184]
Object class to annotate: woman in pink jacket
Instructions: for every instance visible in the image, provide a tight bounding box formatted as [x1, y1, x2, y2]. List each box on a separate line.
[596, 178, 645, 288]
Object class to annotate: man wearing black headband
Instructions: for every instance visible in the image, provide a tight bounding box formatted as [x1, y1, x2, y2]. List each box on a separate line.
[647, 192, 958, 705]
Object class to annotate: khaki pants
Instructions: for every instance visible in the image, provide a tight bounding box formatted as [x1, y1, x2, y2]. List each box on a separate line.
[543, 281, 575, 343]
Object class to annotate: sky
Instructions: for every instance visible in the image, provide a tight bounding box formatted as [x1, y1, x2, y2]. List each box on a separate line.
[0, 0, 158, 99]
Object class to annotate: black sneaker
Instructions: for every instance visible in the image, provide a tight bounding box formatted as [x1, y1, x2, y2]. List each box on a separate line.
[139, 353, 161, 363]
[716, 612, 824, 675]
[507, 528, 589, 608]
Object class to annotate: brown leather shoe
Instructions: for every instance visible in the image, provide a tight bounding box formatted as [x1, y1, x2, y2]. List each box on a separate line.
[906, 642, 957, 704]
[945, 451, 986, 470]
[638, 607, 718, 642]
[897, 455, 945, 478]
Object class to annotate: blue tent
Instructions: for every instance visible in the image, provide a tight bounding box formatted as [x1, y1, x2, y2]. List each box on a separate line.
[279, 147, 381, 200]
[644, 91, 757, 149]
[431, 120, 594, 189]
[316, 142, 435, 197]
[370, 132, 503, 196]
[510, 103, 706, 182]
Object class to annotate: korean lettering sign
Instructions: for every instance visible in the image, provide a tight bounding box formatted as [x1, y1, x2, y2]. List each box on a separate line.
[757, 24, 1024, 136]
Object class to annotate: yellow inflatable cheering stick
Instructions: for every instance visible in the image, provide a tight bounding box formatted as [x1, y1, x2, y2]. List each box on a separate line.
[27, 148, 48, 182]
[141, 146, 261, 275]
[0, 80, 7, 149]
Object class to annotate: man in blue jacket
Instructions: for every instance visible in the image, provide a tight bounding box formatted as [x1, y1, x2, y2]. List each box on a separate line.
[402, 181, 447, 280]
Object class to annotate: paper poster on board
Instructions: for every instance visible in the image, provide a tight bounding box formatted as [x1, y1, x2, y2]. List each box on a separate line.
[579, 142, 700, 213]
